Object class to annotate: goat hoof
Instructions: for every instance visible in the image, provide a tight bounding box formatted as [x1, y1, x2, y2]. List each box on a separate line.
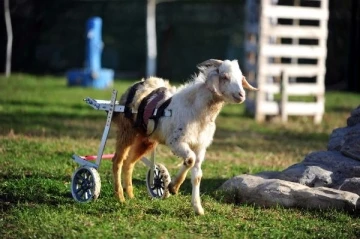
[168, 182, 178, 195]
[115, 193, 126, 202]
[194, 207, 205, 216]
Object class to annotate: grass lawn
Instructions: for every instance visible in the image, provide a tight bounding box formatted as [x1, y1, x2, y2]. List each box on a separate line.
[1, 74, 360, 238]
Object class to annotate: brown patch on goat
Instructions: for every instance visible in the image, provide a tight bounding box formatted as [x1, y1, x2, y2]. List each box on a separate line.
[168, 182, 178, 195]
[112, 113, 137, 202]
[123, 135, 157, 198]
[193, 176, 201, 186]
[183, 158, 194, 167]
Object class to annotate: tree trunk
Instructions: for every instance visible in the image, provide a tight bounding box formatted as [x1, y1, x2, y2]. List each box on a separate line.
[4, 0, 13, 77]
[146, 0, 157, 78]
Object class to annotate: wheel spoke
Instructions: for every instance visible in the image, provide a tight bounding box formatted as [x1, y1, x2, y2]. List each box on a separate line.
[76, 187, 83, 193]
[75, 174, 84, 183]
[78, 188, 85, 197]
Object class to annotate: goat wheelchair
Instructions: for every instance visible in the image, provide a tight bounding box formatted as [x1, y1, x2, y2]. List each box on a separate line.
[70, 89, 171, 202]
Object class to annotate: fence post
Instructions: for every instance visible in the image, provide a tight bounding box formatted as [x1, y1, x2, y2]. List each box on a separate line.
[4, 0, 13, 78]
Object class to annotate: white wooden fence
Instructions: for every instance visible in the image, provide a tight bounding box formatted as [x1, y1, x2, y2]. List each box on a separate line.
[244, 0, 329, 124]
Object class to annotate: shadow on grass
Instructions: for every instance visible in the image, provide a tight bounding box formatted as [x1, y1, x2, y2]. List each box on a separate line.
[3, 99, 88, 110]
[0, 111, 109, 138]
[213, 127, 329, 154]
[327, 106, 357, 113]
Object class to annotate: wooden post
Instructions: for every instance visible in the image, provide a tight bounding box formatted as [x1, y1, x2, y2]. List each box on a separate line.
[281, 71, 288, 123]
[146, 0, 157, 78]
[4, 0, 13, 78]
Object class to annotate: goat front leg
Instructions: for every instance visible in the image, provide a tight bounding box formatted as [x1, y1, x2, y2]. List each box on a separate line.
[191, 148, 206, 215]
[168, 142, 196, 195]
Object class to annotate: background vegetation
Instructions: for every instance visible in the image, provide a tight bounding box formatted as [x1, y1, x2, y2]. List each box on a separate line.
[1, 75, 360, 238]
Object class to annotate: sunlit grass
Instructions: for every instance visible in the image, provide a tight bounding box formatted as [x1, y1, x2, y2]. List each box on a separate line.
[1, 74, 360, 238]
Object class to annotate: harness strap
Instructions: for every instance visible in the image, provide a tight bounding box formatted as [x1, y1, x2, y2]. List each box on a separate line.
[135, 87, 168, 132]
[124, 81, 144, 119]
[147, 97, 172, 136]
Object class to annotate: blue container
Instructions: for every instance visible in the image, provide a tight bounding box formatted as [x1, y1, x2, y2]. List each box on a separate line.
[67, 17, 114, 89]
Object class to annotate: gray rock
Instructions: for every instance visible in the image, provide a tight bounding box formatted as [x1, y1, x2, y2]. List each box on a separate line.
[336, 178, 360, 196]
[328, 127, 349, 151]
[341, 130, 360, 161]
[328, 125, 358, 151]
[219, 175, 359, 211]
[219, 106, 360, 211]
[275, 164, 334, 187]
[303, 151, 360, 178]
[255, 171, 281, 179]
[347, 106, 360, 127]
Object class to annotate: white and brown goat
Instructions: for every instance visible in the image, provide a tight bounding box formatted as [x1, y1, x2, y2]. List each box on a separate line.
[112, 59, 257, 215]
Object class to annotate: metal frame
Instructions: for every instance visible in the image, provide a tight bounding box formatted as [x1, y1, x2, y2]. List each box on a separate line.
[72, 89, 170, 188]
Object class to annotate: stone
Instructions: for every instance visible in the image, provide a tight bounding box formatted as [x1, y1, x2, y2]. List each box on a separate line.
[255, 171, 281, 179]
[341, 130, 360, 161]
[303, 151, 360, 179]
[336, 178, 360, 196]
[218, 106, 360, 211]
[347, 106, 360, 127]
[219, 175, 359, 211]
[275, 164, 334, 187]
[327, 124, 360, 151]
[327, 127, 348, 151]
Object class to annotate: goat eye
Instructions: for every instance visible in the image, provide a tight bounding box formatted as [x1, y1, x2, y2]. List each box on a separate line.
[221, 74, 230, 81]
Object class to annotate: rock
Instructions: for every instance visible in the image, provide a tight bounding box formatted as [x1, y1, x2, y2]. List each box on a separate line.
[303, 151, 360, 178]
[327, 127, 349, 151]
[275, 164, 334, 187]
[218, 106, 360, 211]
[341, 130, 360, 161]
[347, 106, 360, 127]
[270, 151, 360, 187]
[336, 178, 360, 196]
[219, 175, 359, 211]
[255, 171, 281, 179]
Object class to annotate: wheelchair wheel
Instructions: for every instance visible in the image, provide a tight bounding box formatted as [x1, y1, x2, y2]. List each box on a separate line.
[71, 166, 101, 202]
[146, 163, 171, 199]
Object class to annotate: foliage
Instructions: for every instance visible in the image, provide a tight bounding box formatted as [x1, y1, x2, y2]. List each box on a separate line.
[1, 75, 360, 238]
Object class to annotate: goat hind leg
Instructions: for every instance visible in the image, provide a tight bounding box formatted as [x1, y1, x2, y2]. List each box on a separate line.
[123, 136, 157, 198]
[113, 117, 136, 202]
[112, 150, 129, 202]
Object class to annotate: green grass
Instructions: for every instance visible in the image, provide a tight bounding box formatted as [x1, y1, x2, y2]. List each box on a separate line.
[1, 74, 360, 238]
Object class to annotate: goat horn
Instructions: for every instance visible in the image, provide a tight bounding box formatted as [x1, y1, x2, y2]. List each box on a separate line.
[197, 59, 223, 68]
[242, 76, 258, 91]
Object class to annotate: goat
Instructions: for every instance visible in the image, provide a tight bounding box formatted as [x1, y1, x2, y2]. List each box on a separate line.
[112, 59, 257, 215]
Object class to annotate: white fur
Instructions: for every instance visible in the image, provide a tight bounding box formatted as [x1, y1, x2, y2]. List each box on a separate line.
[146, 59, 255, 215]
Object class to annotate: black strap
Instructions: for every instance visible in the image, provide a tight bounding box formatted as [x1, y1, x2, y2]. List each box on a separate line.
[124, 81, 144, 119]
[147, 97, 172, 135]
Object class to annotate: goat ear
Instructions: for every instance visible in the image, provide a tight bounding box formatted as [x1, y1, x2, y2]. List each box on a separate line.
[242, 76, 258, 91]
[206, 74, 222, 96]
[197, 59, 223, 68]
